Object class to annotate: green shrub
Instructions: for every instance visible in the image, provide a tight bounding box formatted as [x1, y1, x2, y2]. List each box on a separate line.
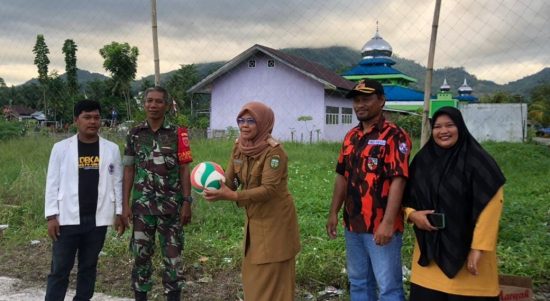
[0, 120, 26, 139]
[170, 113, 189, 127]
[394, 114, 422, 138]
[194, 116, 209, 129]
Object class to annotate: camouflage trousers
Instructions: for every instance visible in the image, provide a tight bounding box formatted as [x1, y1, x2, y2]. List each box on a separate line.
[130, 214, 184, 293]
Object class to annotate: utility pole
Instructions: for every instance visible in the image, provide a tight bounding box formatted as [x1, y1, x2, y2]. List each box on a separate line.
[420, 0, 442, 147]
[151, 0, 160, 86]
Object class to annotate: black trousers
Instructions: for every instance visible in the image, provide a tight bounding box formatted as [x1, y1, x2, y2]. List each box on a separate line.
[45, 216, 107, 301]
[409, 283, 499, 301]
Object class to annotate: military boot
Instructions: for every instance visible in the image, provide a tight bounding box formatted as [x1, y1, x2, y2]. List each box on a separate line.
[166, 290, 181, 301]
[134, 290, 147, 301]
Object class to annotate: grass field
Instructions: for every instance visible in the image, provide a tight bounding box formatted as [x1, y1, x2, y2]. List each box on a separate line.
[0, 133, 549, 300]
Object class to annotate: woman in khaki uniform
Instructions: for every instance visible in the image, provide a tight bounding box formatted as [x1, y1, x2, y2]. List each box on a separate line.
[204, 101, 301, 301]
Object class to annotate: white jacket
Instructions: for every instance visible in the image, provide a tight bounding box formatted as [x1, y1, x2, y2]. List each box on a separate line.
[44, 134, 123, 226]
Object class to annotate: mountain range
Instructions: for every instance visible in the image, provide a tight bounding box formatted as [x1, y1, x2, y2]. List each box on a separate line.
[279, 46, 549, 99]
[25, 46, 550, 99]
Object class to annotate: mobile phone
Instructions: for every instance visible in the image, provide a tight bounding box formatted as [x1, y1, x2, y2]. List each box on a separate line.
[427, 213, 446, 229]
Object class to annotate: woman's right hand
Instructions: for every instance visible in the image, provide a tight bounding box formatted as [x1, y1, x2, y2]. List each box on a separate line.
[203, 180, 238, 202]
[409, 210, 438, 231]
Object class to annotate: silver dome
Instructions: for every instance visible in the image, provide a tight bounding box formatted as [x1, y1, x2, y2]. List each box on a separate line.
[440, 78, 451, 91]
[458, 78, 473, 94]
[361, 30, 393, 58]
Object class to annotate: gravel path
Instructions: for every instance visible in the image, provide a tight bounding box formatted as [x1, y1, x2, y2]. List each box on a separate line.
[0, 276, 133, 301]
[533, 137, 550, 145]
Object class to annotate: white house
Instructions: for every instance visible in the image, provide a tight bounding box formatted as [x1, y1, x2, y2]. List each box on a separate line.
[188, 44, 357, 142]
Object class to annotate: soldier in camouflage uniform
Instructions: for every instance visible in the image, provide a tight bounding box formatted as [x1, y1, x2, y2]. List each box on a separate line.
[122, 86, 193, 301]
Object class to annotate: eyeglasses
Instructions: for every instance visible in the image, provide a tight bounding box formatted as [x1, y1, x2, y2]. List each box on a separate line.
[237, 117, 256, 125]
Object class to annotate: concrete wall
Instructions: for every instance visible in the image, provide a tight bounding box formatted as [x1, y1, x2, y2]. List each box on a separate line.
[459, 103, 527, 142]
[323, 94, 356, 142]
[210, 52, 325, 141]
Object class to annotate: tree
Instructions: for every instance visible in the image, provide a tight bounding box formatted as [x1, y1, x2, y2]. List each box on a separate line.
[479, 91, 517, 103]
[33, 34, 50, 85]
[33, 34, 50, 114]
[139, 77, 154, 92]
[0, 77, 8, 107]
[62, 39, 79, 95]
[298, 115, 314, 143]
[46, 71, 70, 123]
[99, 42, 139, 119]
[529, 83, 550, 126]
[84, 79, 109, 101]
[531, 83, 550, 105]
[16, 83, 42, 109]
[165, 64, 199, 115]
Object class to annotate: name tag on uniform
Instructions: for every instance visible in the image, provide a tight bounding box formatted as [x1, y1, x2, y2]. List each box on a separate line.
[368, 139, 386, 146]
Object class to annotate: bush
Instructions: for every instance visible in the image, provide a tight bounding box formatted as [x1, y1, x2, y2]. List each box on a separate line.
[0, 120, 26, 139]
[394, 114, 422, 138]
[225, 126, 239, 140]
[171, 113, 189, 127]
[194, 116, 209, 129]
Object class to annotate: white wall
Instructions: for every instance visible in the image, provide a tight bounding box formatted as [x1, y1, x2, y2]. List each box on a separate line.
[210, 53, 324, 141]
[460, 103, 527, 142]
[323, 94, 356, 142]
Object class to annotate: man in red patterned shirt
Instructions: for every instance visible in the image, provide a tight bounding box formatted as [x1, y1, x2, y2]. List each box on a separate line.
[326, 79, 411, 301]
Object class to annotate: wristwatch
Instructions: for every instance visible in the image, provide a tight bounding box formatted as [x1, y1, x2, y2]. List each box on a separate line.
[183, 196, 193, 204]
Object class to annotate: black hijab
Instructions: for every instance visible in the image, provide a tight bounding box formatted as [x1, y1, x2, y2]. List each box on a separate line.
[404, 106, 505, 278]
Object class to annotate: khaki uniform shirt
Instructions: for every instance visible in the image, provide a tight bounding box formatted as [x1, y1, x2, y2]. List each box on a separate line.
[225, 138, 301, 264]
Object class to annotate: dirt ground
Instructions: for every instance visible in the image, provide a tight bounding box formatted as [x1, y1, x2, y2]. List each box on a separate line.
[0, 239, 341, 301]
[0, 239, 247, 301]
[0, 276, 134, 301]
[2, 239, 548, 301]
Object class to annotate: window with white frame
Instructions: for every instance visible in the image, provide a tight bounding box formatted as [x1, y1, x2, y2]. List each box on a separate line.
[341, 107, 353, 124]
[325, 106, 339, 125]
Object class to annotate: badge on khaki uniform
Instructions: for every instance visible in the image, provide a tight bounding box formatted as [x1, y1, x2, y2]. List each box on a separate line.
[270, 155, 280, 169]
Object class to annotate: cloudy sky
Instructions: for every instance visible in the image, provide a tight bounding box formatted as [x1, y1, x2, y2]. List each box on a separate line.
[1, 0, 549, 86]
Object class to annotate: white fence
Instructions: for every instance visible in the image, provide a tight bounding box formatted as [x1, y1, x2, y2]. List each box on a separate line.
[460, 103, 527, 142]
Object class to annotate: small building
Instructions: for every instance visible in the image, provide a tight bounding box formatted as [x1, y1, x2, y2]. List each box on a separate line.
[2, 105, 35, 121]
[430, 78, 458, 116]
[430, 78, 479, 116]
[31, 111, 46, 122]
[188, 44, 356, 142]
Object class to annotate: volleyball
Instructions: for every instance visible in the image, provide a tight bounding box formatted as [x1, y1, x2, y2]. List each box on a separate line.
[190, 161, 225, 193]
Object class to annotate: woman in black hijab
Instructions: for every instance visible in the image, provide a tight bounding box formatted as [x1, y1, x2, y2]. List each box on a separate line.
[404, 107, 505, 301]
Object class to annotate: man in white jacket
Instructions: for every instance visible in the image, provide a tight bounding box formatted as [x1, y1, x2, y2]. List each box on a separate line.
[44, 100, 125, 301]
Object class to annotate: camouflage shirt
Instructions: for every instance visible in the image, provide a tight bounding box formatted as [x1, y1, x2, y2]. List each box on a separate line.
[123, 119, 192, 215]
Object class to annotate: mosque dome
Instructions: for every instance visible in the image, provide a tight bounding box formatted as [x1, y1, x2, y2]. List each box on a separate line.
[440, 78, 451, 91]
[361, 28, 393, 59]
[458, 78, 473, 95]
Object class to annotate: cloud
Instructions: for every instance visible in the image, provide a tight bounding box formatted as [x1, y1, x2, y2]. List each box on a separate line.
[0, 0, 548, 86]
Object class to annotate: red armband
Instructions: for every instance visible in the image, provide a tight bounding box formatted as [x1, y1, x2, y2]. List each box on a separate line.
[177, 127, 193, 164]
